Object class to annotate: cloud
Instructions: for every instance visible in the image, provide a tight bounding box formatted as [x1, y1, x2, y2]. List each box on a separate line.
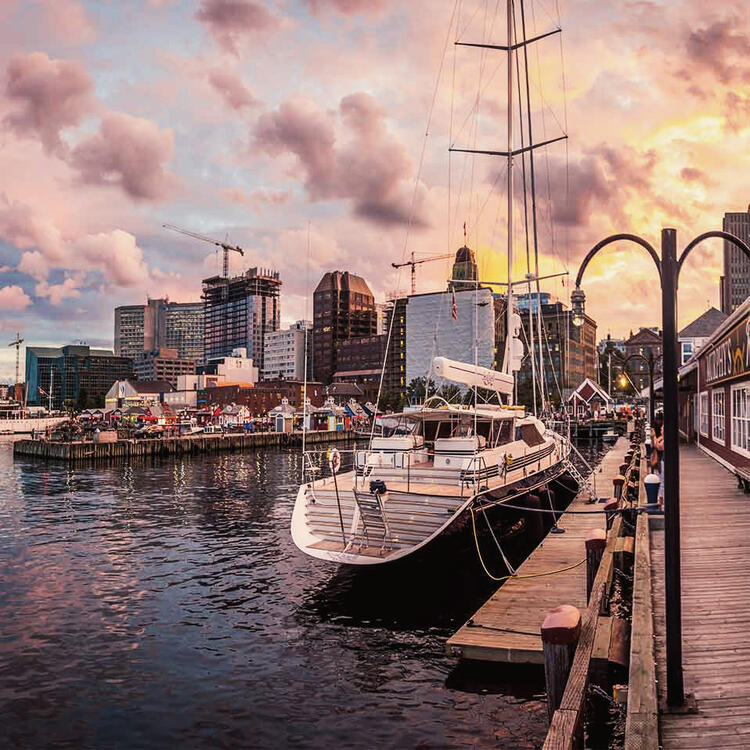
[69, 112, 178, 201]
[305, 0, 388, 14]
[39, 0, 96, 44]
[253, 92, 425, 227]
[0, 195, 65, 262]
[684, 19, 750, 84]
[17, 250, 50, 281]
[3, 52, 96, 154]
[35, 276, 82, 305]
[195, 0, 280, 55]
[74, 229, 149, 287]
[0, 285, 32, 310]
[222, 187, 290, 210]
[207, 69, 258, 110]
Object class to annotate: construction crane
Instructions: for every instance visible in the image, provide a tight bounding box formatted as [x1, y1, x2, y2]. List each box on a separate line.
[8, 332, 23, 385]
[391, 252, 454, 294]
[163, 223, 245, 278]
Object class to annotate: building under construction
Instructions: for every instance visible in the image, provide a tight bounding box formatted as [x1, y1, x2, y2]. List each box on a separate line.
[202, 268, 281, 373]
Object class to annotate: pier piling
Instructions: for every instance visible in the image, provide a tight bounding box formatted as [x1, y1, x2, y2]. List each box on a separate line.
[541, 604, 582, 721]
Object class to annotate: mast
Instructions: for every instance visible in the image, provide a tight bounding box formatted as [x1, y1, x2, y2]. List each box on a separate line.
[505, 0, 514, 382]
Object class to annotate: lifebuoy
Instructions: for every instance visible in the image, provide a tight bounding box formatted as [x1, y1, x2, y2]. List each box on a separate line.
[328, 447, 341, 474]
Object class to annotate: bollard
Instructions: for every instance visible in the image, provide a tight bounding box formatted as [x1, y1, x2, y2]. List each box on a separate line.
[522, 494, 544, 543]
[644, 473, 660, 511]
[585, 528, 607, 601]
[612, 474, 625, 500]
[619, 461, 630, 475]
[541, 604, 582, 721]
[604, 497, 620, 530]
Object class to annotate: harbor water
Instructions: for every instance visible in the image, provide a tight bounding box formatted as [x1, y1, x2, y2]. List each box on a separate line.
[0, 437, 604, 749]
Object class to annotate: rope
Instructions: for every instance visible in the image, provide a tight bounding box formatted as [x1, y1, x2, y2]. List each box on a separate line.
[470, 506, 586, 582]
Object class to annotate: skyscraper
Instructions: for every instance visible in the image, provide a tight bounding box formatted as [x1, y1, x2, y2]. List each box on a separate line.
[202, 267, 281, 373]
[313, 271, 377, 384]
[721, 206, 750, 314]
[450, 245, 479, 291]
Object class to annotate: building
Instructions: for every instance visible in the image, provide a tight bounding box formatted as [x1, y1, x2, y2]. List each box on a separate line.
[262, 321, 311, 381]
[515, 299, 597, 405]
[26, 345, 133, 408]
[334, 333, 386, 402]
[105, 379, 174, 410]
[205, 380, 324, 416]
[115, 298, 204, 363]
[198, 348, 259, 385]
[622, 327, 662, 393]
[383, 297, 408, 398]
[678, 307, 728, 365]
[720, 206, 750, 314]
[133, 348, 196, 387]
[202, 267, 281, 371]
[313, 271, 377, 385]
[450, 245, 479, 291]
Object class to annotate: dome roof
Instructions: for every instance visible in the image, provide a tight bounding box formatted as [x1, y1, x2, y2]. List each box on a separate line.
[455, 245, 475, 264]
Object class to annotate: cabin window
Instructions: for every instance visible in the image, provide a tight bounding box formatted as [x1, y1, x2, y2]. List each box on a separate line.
[520, 423, 545, 447]
[712, 390, 725, 445]
[494, 420, 513, 446]
[699, 392, 709, 438]
[731, 385, 750, 456]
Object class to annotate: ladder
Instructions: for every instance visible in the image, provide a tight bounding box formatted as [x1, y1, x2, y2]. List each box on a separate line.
[352, 489, 391, 550]
[561, 456, 597, 503]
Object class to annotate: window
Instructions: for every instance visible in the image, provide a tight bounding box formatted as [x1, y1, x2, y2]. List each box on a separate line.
[699, 391, 709, 437]
[731, 384, 750, 457]
[681, 341, 694, 365]
[712, 390, 725, 445]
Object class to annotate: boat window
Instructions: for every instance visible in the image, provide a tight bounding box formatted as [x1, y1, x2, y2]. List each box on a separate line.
[423, 420, 449, 442]
[494, 419, 513, 446]
[520, 423, 545, 447]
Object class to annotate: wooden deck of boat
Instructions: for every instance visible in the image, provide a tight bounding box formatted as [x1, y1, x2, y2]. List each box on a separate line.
[446, 437, 629, 664]
[652, 444, 750, 747]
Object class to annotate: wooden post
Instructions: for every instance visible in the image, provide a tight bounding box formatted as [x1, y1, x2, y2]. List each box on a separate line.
[604, 497, 620, 530]
[585, 528, 607, 601]
[613, 474, 625, 500]
[541, 604, 582, 721]
[619, 462, 630, 475]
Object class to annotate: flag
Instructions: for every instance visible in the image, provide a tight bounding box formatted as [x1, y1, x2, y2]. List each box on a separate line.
[38, 387, 48, 397]
[451, 290, 458, 321]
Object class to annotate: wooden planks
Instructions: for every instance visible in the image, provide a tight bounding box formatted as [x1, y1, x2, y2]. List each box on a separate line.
[652, 444, 750, 747]
[446, 437, 629, 664]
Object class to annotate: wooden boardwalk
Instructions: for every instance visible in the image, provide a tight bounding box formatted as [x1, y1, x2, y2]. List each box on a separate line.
[652, 444, 750, 747]
[447, 437, 629, 664]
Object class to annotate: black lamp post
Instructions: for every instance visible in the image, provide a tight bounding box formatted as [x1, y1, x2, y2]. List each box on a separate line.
[571, 227, 750, 707]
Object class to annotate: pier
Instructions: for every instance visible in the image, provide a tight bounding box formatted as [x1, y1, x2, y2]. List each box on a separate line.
[447, 435, 632, 664]
[13, 429, 355, 463]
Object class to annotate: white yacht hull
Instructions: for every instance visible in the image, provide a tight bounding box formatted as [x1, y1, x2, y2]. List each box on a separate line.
[0, 416, 68, 434]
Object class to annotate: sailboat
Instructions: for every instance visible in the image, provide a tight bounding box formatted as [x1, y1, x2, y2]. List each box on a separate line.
[291, 0, 578, 565]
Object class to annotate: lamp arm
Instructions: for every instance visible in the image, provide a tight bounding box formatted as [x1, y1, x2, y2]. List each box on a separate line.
[575, 233, 661, 288]
[677, 230, 750, 284]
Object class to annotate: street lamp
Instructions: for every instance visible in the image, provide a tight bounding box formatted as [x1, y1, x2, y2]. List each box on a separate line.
[572, 228, 750, 707]
[620, 351, 658, 424]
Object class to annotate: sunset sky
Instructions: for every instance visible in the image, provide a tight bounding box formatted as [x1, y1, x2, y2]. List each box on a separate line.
[0, 0, 748, 380]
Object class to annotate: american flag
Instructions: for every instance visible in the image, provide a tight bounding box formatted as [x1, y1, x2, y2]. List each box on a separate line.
[38, 387, 48, 396]
[451, 290, 458, 321]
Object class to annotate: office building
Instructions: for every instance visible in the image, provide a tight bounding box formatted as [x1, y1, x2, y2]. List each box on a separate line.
[721, 207, 750, 314]
[262, 321, 311, 381]
[26, 345, 133, 408]
[450, 244, 479, 291]
[313, 271, 377, 384]
[622, 327, 662, 393]
[203, 268, 280, 371]
[115, 298, 204, 362]
[133, 348, 196, 387]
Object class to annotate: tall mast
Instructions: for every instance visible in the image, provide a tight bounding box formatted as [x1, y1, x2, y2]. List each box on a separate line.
[505, 0, 514, 379]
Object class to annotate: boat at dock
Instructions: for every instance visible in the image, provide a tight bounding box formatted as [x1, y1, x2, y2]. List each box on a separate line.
[0, 403, 68, 435]
[291, 357, 577, 565]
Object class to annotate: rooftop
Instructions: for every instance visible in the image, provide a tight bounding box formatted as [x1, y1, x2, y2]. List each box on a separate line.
[678, 307, 728, 339]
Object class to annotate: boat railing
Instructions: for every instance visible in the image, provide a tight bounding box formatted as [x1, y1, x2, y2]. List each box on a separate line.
[558, 432, 598, 498]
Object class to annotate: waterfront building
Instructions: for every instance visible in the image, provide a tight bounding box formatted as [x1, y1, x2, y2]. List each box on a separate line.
[133, 348, 196, 388]
[26, 345, 133, 408]
[678, 307, 727, 365]
[262, 321, 311, 381]
[720, 206, 750, 314]
[198, 348, 259, 385]
[205, 379, 324, 416]
[623, 327, 663, 393]
[202, 268, 281, 371]
[115, 298, 204, 363]
[105, 379, 175, 410]
[313, 271, 377, 385]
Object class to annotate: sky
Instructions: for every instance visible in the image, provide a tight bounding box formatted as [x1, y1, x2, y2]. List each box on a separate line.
[0, 0, 748, 381]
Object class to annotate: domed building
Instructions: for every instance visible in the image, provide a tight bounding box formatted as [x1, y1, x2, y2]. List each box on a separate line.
[450, 245, 479, 291]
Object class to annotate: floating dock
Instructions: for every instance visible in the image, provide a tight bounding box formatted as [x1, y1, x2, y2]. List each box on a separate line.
[447, 436, 630, 664]
[13, 429, 355, 463]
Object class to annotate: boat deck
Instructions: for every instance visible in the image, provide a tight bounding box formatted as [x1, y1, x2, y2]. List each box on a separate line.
[446, 436, 629, 664]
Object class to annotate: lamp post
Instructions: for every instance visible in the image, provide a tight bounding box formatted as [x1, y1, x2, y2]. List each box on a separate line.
[571, 228, 750, 707]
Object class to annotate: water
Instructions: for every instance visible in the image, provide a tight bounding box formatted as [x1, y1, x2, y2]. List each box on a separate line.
[0, 438, 561, 750]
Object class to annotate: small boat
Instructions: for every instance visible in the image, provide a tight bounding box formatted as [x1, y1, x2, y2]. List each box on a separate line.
[602, 429, 618, 445]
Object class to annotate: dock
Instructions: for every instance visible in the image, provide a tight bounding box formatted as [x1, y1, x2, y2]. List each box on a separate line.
[447, 436, 630, 664]
[13, 429, 355, 463]
[651, 444, 750, 747]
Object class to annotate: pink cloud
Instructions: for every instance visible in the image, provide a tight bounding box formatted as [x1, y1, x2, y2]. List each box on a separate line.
[222, 187, 290, 210]
[305, 0, 388, 14]
[17, 250, 50, 281]
[0, 284, 32, 310]
[74, 229, 149, 287]
[254, 92, 425, 226]
[0, 195, 65, 262]
[195, 0, 280, 55]
[35, 276, 82, 305]
[207, 69, 258, 110]
[39, 0, 96, 44]
[3, 52, 96, 154]
[69, 112, 178, 201]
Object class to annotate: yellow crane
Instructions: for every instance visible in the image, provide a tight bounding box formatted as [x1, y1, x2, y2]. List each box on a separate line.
[391, 252, 454, 294]
[163, 223, 245, 278]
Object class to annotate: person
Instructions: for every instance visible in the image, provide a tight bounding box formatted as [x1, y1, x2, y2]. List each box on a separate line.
[651, 411, 665, 506]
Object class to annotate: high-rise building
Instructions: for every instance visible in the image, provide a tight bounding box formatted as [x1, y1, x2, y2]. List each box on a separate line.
[450, 245, 479, 291]
[262, 321, 311, 381]
[202, 268, 281, 372]
[115, 299, 204, 362]
[721, 207, 750, 314]
[26, 345, 133, 408]
[313, 271, 376, 384]
[133, 348, 196, 387]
